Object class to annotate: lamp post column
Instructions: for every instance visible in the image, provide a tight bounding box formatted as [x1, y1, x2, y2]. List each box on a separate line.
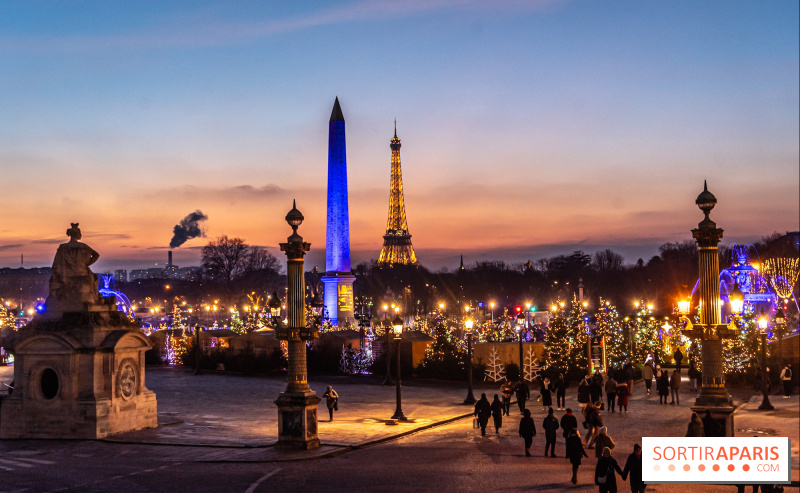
[463, 320, 476, 405]
[275, 201, 320, 449]
[688, 182, 735, 437]
[759, 331, 774, 410]
[391, 315, 407, 420]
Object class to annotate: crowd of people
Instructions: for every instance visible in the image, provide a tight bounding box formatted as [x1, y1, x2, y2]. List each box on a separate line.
[470, 352, 794, 492]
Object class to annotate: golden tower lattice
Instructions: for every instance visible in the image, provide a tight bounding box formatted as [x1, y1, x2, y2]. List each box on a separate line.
[377, 123, 418, 266]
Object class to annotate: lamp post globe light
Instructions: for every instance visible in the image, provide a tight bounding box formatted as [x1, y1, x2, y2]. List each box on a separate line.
[463, 318, 476, 405]
[757, 312, 774, 411]
[391, 315, 407, 421]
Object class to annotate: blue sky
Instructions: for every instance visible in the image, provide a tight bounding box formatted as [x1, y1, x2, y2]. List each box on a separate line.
[0, 0, 797, 272]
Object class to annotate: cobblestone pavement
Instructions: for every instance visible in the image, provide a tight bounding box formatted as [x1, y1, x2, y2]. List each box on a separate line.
[1, 365, 797, 491]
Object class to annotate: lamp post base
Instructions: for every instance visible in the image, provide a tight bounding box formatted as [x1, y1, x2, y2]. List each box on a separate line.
[463, 393, 476, 405]
[391, 410, 408, 421]
[758, 396, 774, 411]
[275, 391, 321, 450]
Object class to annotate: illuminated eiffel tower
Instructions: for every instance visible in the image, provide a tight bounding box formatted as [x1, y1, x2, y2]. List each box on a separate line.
[378, 123, 419, 266]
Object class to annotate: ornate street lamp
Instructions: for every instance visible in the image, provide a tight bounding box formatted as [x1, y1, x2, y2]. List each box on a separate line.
[757, 312, 774, 411]
[268, 291, 282, 323]
[463, 318, 476, 405]
[391, 315, 407, 420]
[685, 182, 736, 436]
[382, 317, 395, 387]
[729, 283, 744, 316]
[516, 312, 525, 380]
[274, 201, 320, 449]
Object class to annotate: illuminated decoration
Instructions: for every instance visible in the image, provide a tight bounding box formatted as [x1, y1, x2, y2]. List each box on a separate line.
[544, 300, 570, 371]
[594, 299, 626, 367]
[0, 302, 15, 330]
[321, 97, 356, 326]
[377, 122, 419, 266]
[483, 346, 505, 382]
[97, 274, 134, 317]
[763, 258, 799, 309]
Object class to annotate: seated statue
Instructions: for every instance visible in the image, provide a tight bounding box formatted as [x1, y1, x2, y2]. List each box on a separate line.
[45, 223, 101, 313]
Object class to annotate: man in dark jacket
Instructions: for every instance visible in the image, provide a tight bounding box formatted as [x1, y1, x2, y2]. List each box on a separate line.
[673, 347, 684, 373]
[555, 373, 568, 410]
[474, 393, 492, 436]
[560, 408, 578, 443]
[702, 410, 722, 437]
[542, 407, 559, 457]
[518, 408, 536, 456]
[500, 380, 514, 415]
[590, 372, 603, 407]
[621, 444, 645, 493]
[514, 380, 530, 414]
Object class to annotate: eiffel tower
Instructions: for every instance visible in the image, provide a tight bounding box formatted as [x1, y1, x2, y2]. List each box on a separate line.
[378, 123, 419, 266]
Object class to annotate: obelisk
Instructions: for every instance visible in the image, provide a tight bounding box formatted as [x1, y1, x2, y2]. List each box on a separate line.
[321, 97, 355, 326]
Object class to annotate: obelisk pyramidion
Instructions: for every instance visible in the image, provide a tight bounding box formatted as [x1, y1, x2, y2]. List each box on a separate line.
[321, 97, 355, 326]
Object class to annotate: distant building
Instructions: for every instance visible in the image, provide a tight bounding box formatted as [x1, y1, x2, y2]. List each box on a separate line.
[114, 269, 128, 283]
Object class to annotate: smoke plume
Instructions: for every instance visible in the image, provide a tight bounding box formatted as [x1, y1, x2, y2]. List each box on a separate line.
[169, 210, 208, 248]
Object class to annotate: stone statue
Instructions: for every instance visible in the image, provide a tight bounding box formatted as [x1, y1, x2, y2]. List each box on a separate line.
[45, 223, 101, 313]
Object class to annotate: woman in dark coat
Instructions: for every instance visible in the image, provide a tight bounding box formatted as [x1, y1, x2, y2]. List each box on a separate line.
[589, 374, 603, 407]
[566, 429, 588, 484]
[555, 373, 568, 410]
[657, 368, 670, 404]
[540, 377, 553, 409]
[621, 444, 645, 493]
[578, 376, 591, 407]
[542, 407, 559, 457]
[490, 394, 503, 434]
[474, 393, 492, 436]
[518, 408, 536, 456]
[322, 386, 339, 421]
[595, 447, 624, 493]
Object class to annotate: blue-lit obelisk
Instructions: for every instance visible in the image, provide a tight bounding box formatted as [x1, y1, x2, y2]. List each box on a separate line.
[321, 97, 355, 326]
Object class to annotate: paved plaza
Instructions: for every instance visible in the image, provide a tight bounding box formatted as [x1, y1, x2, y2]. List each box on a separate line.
[0, 365, 797, 492]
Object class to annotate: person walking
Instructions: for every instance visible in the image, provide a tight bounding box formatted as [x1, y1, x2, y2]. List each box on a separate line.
[780, 364, 793, 398]
[657, 367, 669, 405]
[685, 412, 705, 437]
[625, 362, 635, 396]
[688, 361, 699, 392]
[673, 347, 684, 373]
[621, 444, 645, 493]
[590, 373, 603, 409]
[322, 386, 339, 421]
[490, 394, 504, 435]
[578, 375, 591, 409]
[605, 376, 618, 413]
[566, 429, 588, 484]
[584, 402, 604, 448]
[501, 379, 514, 415]
[595, 447, 623, 493]
[642, 360, 654, 396]
[561, 408, 579, 456]
[593, 426, 616, 460]
[519, 408, 536, 457]
[555, 373, 568, 410]
[702, 410, 722, 437]
[515, 379, 530, 414]
[669, 369, 681, 405]
[616, 379, 629, 413]
[542, 407, 559, 457]
[474, 393, 492, 436]
[540, 377, 553, 410]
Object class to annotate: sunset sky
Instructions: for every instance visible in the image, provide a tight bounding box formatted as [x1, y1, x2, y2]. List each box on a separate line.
[1, 1, 798, 273]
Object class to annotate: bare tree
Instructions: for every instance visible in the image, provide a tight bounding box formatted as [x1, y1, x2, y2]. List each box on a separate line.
[201, 236, 250, 286]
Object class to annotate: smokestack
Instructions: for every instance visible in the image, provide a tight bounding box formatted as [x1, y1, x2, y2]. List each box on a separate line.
[168, 251, 173, 267]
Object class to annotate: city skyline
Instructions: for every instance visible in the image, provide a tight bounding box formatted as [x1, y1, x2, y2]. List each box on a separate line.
[1, 1, 798, 272]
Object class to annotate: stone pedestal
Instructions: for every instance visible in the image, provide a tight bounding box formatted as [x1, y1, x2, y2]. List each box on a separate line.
[0, 305, 157, 439]
[275, 392, 321, 449]
[691, 404, 735, 437]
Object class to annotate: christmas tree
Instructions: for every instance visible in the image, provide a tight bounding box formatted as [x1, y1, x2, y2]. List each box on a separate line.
[545, 303, 570, 372]
[594, 299, 626, 367]
[566, 294, 589, 371]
